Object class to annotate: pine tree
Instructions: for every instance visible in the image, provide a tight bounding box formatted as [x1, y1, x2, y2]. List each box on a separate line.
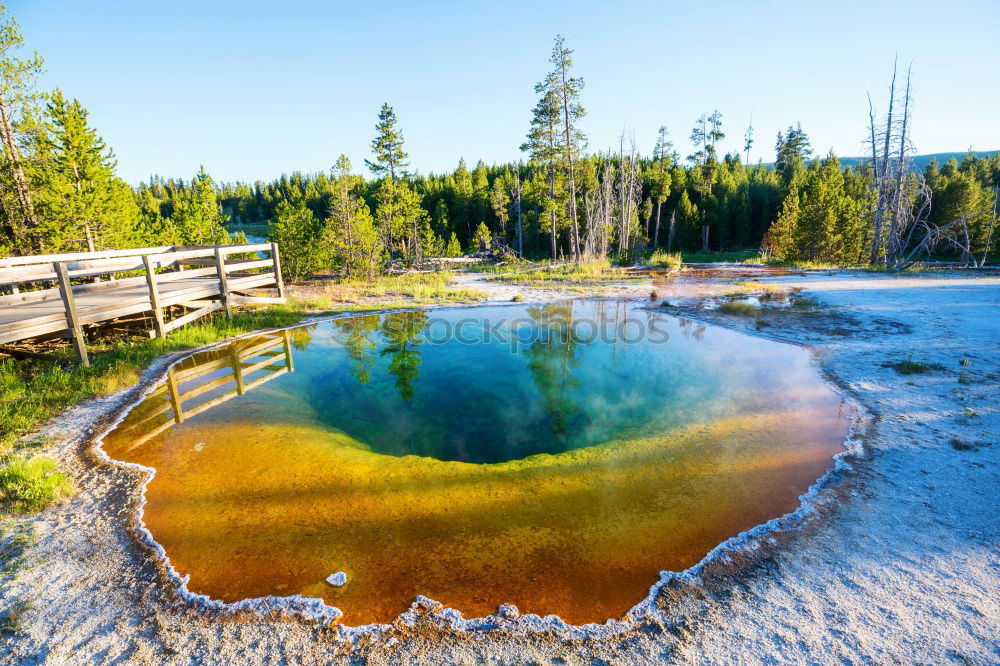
[775, 123, 813, 180]
[650, 126, 673, 248]
[490, 177, 510, 240]
[268, 196, 321, 280]
[451, 158, 472, 242]
[522, 81, 562, 259]
[364, 103, 408, 181]
[445, 231, 463, 257]
[33, 89, 139, 251]
[323, 155, 383, 278]
[474, 221, 491, 253]
[170, 167, 229, 246]
[762, 154, 867, 264]
[548, 35, 586, 260]
[431, 198, 449, 236]
[762, 190, 799, 260]
[366, 103, 410, 257]
[0, 4, 43, 253]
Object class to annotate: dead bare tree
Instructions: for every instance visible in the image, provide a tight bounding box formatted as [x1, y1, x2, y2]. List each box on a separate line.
[906, 185, 998, 268]
[865, 61, 933, 270]
[583, 152, 615, 258]
[614, 131, 643, 261]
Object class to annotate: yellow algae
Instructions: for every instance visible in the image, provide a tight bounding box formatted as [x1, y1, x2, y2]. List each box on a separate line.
[101, 304, 849, 625]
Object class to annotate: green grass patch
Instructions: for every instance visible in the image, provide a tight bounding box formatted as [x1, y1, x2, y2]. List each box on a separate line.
[724, 281, 785, 299]
[0, 455, 73, 513]
[321, 271, 486, 304]
[486, 259, 642, 286]
[718, 301, 758, 316]
[789, 296, 823, 310]
[680, 250, 765, 264]
[647, 249, 683, 269]
[0, 523, 33, 583]
[894, 359, 932, 375]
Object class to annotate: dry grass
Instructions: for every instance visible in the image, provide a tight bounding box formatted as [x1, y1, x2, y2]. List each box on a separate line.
[485, 260, 641, 286]
[718, 301, 758, 316]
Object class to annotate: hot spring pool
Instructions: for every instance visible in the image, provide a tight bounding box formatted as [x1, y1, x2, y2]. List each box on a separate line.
[101, 300, 849, 624]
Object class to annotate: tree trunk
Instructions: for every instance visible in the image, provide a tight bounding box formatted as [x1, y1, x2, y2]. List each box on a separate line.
[887, 69, 912, 268]
[548, 165, 557, 261]
[653, 199, 662, 249]
[668, 211, 676, 252]
[0, 93, 39, 253]
[870, 60, 898, 265]
[559, 62, 580, 261]
[514, 173, 523, 257]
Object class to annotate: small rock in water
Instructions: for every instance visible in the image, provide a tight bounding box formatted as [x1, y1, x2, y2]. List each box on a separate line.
[326, 572, 347, 587]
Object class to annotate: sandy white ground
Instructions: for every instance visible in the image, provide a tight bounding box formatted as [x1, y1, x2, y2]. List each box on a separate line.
[0, 270, 998, 664]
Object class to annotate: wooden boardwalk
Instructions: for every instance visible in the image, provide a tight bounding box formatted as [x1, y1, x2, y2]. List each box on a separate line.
[0, 243, 285, 366]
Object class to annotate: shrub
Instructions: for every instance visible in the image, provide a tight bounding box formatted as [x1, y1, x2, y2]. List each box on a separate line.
[949, 438, 974, 451]
[896, 360, 930, 375]
[718, 301, 757, 316]
[648, 250, 682, 269]
[0, 600, 30, 635]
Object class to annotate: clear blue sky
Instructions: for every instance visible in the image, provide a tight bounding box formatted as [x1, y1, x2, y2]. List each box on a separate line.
[19, 0, 1000, 184]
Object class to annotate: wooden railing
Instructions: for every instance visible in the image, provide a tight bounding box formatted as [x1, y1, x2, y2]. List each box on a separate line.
[107, 330, 295, 452]
[0, 243, 285, 366]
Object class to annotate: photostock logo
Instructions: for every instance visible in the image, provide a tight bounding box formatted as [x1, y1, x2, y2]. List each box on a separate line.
[412, 313, 672, 350]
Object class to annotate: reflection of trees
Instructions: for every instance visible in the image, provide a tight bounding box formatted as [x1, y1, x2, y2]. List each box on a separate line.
[677, 317, 705, 341]
[522, 303, 584, 440]
[287, 325, 315, 352]
[380, 311, 428, 401]
[333, 315, 381, 384]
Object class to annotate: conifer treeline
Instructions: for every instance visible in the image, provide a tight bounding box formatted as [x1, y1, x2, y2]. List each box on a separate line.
[0, 7, 997, 273]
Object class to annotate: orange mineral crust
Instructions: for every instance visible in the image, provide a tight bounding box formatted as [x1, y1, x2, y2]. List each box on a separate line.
[102, 303, 849, 625]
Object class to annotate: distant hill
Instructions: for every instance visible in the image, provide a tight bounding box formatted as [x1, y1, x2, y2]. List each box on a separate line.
[816, 150, 997, 172]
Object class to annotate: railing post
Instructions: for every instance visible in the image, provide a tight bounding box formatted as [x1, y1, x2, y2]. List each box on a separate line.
[54, 261, 89, 367]
[270, 242, 286, 300]
[214, 246, 232, 318]
[166, 368, 184, 424]
[281, 329, 294, 373]
[142, 255, 166, 339]
[230, 345, 246, 395]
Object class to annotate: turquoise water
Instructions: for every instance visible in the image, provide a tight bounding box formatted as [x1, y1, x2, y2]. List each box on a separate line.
[103, 299, 849, 623]
[258, 301, 815, 463]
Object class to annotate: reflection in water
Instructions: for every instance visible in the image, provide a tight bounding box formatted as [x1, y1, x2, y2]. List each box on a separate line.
[102, 301, 850, 625]
[379, 311, 428, 402]
[115, 330, 297, 448]
[334, 315, 380, 385]
[523, 303, 582, 439]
